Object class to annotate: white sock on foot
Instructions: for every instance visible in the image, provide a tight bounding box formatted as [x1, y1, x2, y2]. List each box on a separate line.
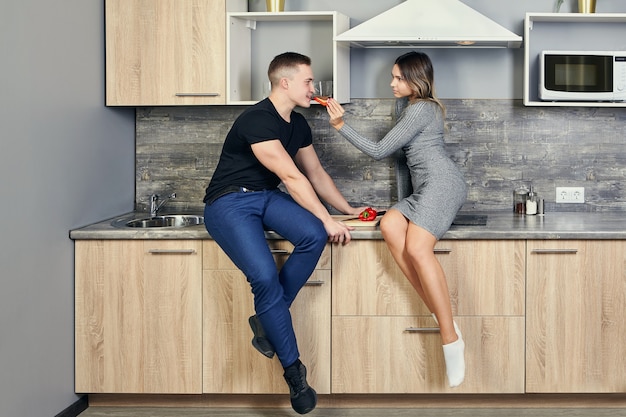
[443, 327, 465, 388]
[432, 313, 466, 387]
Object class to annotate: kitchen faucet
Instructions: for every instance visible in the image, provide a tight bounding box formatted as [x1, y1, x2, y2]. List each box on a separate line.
[150, 193, 176, 217]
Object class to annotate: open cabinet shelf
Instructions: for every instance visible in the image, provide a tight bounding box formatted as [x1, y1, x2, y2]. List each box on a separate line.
[227, 11, 350, 105]
[523, 12, 626, 107]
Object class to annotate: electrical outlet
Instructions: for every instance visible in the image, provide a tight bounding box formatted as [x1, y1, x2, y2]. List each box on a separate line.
[556, 187, 585, 203]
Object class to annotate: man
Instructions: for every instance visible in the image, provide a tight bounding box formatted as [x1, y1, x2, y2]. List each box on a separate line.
[203, 52, 365, 415]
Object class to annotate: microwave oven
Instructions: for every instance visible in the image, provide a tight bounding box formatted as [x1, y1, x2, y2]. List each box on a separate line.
[539, 50, 626, 102]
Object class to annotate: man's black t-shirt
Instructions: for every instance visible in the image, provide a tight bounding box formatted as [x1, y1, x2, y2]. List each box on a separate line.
[204, 98, 313, 204]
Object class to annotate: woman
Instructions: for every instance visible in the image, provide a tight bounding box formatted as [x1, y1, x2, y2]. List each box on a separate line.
[325, 51, 467, 387]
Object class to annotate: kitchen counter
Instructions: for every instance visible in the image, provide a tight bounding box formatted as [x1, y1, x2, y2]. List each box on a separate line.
[70, 211, 626, 240]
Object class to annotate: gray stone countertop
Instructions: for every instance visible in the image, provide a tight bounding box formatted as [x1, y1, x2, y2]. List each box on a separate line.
[69, 211, 626, 240]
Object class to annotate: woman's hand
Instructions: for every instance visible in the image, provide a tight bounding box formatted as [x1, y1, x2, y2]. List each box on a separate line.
[325, 98, 345, 130]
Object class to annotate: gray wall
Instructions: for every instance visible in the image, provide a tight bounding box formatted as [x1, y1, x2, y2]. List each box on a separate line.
[0, 1, 135, 416]
[247, 0, 626, 99]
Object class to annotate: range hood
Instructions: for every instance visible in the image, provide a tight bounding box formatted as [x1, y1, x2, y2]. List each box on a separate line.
[335, 0, 522, 48]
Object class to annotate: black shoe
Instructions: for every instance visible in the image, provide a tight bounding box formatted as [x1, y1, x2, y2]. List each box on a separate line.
[283, 360, 317, 415]
[248, 315, 275, 358]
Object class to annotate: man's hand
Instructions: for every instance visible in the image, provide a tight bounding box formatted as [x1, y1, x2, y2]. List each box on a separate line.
[346, 206, 372, 217]
[323, 219, 353, 245]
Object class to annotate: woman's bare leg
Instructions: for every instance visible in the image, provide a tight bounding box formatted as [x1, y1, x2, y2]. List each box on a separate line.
[380, 209, 455, 341]
[381, 210, 465, 387]
[379, 210, 434, 313]
[403, 223, 457, 343]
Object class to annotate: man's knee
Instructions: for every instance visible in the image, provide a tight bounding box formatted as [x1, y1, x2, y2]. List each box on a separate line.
[297, 220, 327, 254]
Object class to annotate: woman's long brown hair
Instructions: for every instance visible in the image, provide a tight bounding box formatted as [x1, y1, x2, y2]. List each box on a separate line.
[395, 51, 445, 114]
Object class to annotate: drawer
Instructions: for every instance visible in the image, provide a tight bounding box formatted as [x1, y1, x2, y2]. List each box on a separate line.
[332, 240, 525, 316]
[331, 315, 525, 394]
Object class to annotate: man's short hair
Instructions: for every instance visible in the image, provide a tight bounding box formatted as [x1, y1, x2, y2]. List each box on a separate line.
[268, 52, 311, 86]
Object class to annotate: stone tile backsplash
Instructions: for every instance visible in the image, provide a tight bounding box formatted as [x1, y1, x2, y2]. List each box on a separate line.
[136, 99, 626, 214]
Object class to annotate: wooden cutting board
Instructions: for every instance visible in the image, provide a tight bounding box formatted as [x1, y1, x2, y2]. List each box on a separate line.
[333, 215, 381, 227]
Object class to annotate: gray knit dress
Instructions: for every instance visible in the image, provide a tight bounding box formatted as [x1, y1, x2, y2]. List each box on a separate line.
[338, 98, 467, 240]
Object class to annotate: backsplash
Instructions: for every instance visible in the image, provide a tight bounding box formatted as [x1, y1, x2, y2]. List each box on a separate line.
[136, 100, 626, 214]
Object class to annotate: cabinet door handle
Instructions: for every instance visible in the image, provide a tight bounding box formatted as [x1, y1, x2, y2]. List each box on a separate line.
[434, 248, 452, 254]
[270, 249, 291, 255]
[148, 249, 197, 255]
[404, 327, 440, 333]
[531, 249, 578, 254]
[175, 93, 221, 97]
[304, 280, 325, 286]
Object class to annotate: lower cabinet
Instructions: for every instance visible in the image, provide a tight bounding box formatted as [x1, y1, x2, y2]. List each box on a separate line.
[526, 240, 626, 393]
[75, 240, 203, 393]
[331, 240, 526, 393]
[74, 237, 626, 395]
[202, 240, 331, 394]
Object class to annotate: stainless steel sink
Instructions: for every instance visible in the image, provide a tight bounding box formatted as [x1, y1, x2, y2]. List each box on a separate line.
[122, 215, 204, 228]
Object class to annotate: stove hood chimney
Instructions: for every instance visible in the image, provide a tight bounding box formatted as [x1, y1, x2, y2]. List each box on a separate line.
[335, 0, 522, 48]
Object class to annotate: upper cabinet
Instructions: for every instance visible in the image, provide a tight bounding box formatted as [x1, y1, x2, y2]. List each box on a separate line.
[227, 12, 350, 105]
[105, 2, 350, 106]
[523, 12, 626, 107]
[105, 0, 246, 106]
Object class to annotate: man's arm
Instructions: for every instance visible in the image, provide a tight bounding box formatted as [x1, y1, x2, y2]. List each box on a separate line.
[295, 145, 362, 216]
[251, 140, 354, 243]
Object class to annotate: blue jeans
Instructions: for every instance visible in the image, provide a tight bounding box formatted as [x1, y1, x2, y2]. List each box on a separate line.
[204, 189, 327, 367]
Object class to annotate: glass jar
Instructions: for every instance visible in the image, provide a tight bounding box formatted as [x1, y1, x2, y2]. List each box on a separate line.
[513, 187, 529, 214]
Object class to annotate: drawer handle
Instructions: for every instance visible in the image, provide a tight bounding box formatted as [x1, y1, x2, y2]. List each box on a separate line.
[270, 249, 291, 255]
[148, 249, 197, 255]
[304, 280, 325, 287]
[434, 248, 452, 254]
[175, 93, 220, 97]
[531, 249, 578, 254]
[404, 327, 440, 333]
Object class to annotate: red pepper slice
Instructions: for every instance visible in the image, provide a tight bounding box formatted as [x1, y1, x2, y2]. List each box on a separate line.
[313, 96, 329, 106]
[358, 207, 377, 221]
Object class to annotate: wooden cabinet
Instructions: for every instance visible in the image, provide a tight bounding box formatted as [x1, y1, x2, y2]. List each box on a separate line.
[105, 0, 246, 106]
[331, 240, 526, 393]
[104, 2, 349, 106]
[202, 240, 331, 394]
[526, 240, 626, 393]
[74, 235, 626, 396]
[75, 240, 202, 393]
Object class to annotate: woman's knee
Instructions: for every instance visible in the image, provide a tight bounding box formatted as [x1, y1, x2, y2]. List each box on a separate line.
[380, 210, 408, 242]
[406, 243, 433, 264]
[405, 235, 438, 268]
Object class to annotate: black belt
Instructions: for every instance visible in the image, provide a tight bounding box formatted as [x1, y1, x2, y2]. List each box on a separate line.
[206, 186, 264, 205]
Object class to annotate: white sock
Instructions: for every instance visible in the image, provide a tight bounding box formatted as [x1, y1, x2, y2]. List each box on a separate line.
[443, 325, 465, 388]
[431, 313, 466, 386]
